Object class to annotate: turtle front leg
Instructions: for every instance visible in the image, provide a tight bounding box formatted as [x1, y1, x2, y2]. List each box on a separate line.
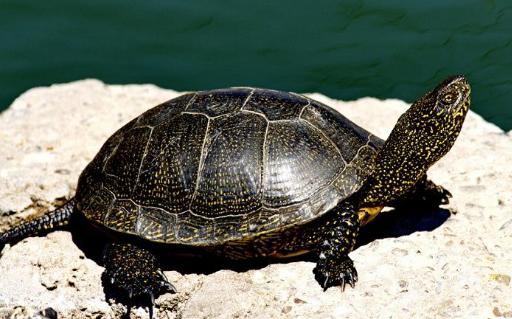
[103, 242, 176, 302]
[418, 177, 452, 205]
[391, 174, 452, 209]
[313, 202, 360, 291]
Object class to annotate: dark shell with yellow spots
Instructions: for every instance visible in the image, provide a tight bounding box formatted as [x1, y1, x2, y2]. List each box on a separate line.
[75, 88, 383, 245]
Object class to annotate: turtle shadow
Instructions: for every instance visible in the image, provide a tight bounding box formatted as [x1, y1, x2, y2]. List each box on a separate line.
[155, 206, 452, 273]
[66, 205, 451, 314]
[356, 206, 452, 248]
[69, 205, 452, 284]
[68, 216, 280, 276]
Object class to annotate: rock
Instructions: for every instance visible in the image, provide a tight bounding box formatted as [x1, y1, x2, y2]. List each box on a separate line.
[1, 80, 511, 318]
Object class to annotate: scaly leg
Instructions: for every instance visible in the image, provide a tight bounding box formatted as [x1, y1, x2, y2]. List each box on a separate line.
[390, 174, 452, 209]
[0, 200, 75, 249]
[103, 242, 176, 303]
[313, 202, 360, 291]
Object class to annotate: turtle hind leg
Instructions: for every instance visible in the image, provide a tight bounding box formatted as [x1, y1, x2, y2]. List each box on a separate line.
[0, 200, 75, 249]
[103, 242, 176, 316]
[313, 202, 360, 291]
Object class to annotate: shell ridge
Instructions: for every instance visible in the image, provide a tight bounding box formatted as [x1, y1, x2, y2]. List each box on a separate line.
[133, 126, 155, 194]
[240, 89, 256, 109]
[300, 116, 347, 167]
[188, 114, 212, 211]
[183, 93, 198, 111]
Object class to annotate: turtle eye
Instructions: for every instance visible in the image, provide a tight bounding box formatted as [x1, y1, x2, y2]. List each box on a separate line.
[441, 93, 456, 104]
[439, 88, 461, 106]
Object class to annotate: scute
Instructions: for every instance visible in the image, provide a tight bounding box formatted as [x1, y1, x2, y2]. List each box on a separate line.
[104, 199, 138, 232]
[76, 88, 379, 244]
[136, 206, 172, 241]
[243, 89, 309, 120]
[263, 119, 344, 208]
[133, 113, 207, 212]
[190, 111, 266, 217]
[135, 93, 195, 127]
[186, 88, 253, 117]
[175, 212, 214, 243]
[103, 126, 153, 197]
[301, 102, 383, 160]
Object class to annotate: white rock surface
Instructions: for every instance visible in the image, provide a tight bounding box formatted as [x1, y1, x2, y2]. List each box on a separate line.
[0, 80, 511, 318]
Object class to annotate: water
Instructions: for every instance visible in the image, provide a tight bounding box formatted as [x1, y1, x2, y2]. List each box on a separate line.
[0, 0, 511, 131]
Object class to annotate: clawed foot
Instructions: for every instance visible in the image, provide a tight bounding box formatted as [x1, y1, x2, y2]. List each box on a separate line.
[104, 242, 177, 303]
[313, 256, 358, 291]
[421, 182, 452, 206]
[312, 203, 360, 291]
[392, 178, 453, 210]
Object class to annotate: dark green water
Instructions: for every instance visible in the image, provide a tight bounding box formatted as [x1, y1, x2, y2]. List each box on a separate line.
[1, 1, 511, 130]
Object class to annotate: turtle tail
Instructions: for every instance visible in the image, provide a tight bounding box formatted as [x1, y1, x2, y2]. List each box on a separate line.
[0, 199, 76, 249]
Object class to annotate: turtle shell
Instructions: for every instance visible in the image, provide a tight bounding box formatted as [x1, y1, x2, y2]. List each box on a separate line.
[75, 88, 383, 245]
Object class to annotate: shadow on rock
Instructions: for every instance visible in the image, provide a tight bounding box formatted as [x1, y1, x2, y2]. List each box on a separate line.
[356, 206, 452, 248]
[159, 207, 453, 274]
[67, 212, 283, 278]
[68, 205, 452, 279]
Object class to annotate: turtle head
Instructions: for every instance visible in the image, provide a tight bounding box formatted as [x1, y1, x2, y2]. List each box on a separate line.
[407, 74, 470, 163]
[360, 75, 470, 207]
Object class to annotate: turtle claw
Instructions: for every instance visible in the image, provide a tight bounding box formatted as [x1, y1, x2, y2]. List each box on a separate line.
[314, 256, 358, 291]
[149, 291, 155, 305]
[161, 280, 177, 294]
[419, 179, 453, 206]
[107, 265, 174, 301]
[103, 243, 177, 303]
[392, 179, 453, 209]
[128, 288, 133, 299]
[341, 268, 357, 291]
[322, 273, 329, 291]
[435, 185, 452, 205]
[158, 270, 177, 293]
[340, 277, 346, 292]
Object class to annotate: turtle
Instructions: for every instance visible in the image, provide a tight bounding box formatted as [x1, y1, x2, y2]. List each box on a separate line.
[1, 75, 470, 310]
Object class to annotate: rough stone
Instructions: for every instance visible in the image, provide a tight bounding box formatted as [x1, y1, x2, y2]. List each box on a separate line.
[1, 80, 511, 318]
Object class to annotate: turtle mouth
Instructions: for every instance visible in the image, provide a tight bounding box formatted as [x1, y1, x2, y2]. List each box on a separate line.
[449, 76, 471, 116]
[453, 86, 471, 116]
